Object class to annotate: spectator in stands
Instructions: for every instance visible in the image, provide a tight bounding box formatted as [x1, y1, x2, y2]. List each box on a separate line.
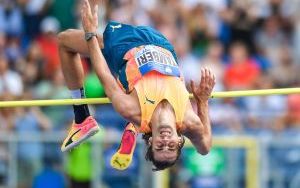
[201, 40, 225, 91]
[293, 13, 300, 63]
[244, 75, 287, 134]
[108, 0, 136, 24]
[13, 91, 51, 188]
[177, 37, 201, 86]
[0, 94, 15, 130]
[36, 16, 61, 79]
[33, 155, 65, 188]
[34, 69, 71, 130]
[18, 0, 52, 40]
[0, 145, 8, 185]
[224, 42, 261, 90]
[19, 41, 44, 88]
[221, 1, 257, 51]
[255, 15, 288, 66]
[279, 94, 300, 132]
[187, 4, 212, 56]
[209, 98, 243, 134]
[269, 45, 300, 87]
[5, 35, 23, 69]
[0, 32, 6, 55]
[182, 0, 227, 38]
[0, 0, 23, 36]
[0, 55, 23, 97]
[0, 94, 14, 185]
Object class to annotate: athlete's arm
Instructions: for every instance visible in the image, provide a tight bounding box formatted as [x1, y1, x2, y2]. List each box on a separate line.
[183, 108, 210, 155]
[183, 68, 215, 155]
[80, 0, 141, 124]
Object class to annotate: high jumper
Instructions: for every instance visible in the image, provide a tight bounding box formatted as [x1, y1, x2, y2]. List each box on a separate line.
[59, 0, 215, 171]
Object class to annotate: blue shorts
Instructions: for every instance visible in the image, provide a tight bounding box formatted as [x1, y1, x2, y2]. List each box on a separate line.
[101, 21, 178, 77]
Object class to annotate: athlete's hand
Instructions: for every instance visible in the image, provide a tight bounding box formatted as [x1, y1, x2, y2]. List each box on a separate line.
[81, 0, 98, 33]
[190, 68, 216, 102]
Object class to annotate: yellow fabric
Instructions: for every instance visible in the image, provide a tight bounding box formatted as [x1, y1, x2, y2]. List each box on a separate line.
[134, 71, 190, 133]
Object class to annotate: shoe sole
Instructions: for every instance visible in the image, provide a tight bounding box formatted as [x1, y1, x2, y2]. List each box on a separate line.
[110, 153, 133, 170]
[61, 126, 100, 152]
[110, 143, 136, 170]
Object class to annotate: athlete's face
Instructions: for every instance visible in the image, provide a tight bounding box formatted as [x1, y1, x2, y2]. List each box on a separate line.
[149, 108, 182, 162]
[150, 125, 182, 162]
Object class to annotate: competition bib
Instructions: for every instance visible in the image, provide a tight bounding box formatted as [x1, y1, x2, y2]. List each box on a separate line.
[134, 45, 180, 77]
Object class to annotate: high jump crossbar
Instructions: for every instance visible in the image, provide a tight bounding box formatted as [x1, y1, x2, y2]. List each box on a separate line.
[0, 88, 299, 108]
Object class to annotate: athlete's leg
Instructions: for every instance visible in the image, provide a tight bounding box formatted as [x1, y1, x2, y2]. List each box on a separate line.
[57, 29, 103, 88]
[58, 29, 103, 56]
[58, 29, 102, 152]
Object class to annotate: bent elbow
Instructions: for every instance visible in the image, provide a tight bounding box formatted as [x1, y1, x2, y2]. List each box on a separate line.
[199, 147, 210, 155]
[115, 102, 134, 121]
[120, 108, 133, 121]
[198, 137, 212, 155]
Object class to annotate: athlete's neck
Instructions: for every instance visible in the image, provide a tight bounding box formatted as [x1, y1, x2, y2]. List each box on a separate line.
[150, 100, 177, 134]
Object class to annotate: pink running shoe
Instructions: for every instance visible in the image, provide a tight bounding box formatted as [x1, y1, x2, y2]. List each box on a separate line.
[61, 116, 99, 152]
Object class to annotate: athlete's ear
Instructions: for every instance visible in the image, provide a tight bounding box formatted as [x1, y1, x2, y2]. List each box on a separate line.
[148, 137, 153, 146]
[178, 136, 183, 147]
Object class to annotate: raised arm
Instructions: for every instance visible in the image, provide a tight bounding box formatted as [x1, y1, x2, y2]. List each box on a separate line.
[184, 68, 215, 155]
[80, 0, 140, 123]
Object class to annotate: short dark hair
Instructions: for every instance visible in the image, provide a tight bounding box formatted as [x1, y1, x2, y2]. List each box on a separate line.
[142, 133, 185, 171]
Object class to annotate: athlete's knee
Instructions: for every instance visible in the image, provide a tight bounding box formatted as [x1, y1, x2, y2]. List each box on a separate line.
[57, 29, 75, 47]
[57, 30, 67, 47]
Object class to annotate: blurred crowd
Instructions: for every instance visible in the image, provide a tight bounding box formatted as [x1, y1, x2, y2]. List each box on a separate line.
[0, 0, 300, 187]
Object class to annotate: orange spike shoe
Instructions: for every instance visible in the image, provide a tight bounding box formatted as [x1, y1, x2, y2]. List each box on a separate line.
[110, 123, 138, 170]
[61, 116, 99, 152]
